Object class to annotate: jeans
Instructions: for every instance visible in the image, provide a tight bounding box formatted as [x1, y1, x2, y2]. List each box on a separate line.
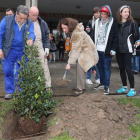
[86, 66, 95, 79]
[0, 59, 4, 73]
[95, 66, 100, 80]
[86, 65, 100, 80]
[50, 52, 56, 61]
[131, 56, 139, 72]
[97, 51, 112, 87]
[59, 49, 65, 60]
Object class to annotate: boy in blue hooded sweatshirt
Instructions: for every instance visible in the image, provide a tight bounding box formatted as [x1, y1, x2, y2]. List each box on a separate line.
[94, 5, 119, 94]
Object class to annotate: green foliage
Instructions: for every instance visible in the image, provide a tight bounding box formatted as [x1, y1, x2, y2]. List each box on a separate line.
[12, 44, 55, 123]
[48, 132, 76, 140]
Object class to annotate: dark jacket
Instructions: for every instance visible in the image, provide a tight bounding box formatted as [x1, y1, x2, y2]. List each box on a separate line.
[1, 15, 35, 58]
[50, 36, 57, 52]
[38, 16, 50, 49]
[117, 20, 139, 53]
[94, 5, 119, 57]
[85, 16, 95, 41]
[57, 40, 65, 50]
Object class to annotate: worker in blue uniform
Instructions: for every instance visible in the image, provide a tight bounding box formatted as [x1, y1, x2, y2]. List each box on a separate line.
[0, 5, 35, 99]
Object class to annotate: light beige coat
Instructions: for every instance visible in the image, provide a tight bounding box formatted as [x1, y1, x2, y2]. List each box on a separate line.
[68, 23, 99, 72]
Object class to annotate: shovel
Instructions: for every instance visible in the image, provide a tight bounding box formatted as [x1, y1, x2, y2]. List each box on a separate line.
[63, 69, 68, 80]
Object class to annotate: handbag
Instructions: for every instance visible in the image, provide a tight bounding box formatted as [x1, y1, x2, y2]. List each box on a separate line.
[50, 43, 57, 51]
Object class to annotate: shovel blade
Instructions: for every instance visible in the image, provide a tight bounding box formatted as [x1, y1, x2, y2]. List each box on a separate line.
[63, 70, 67, 79]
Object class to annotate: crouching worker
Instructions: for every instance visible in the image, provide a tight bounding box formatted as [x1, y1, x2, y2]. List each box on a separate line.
[57, 18, 98, 96]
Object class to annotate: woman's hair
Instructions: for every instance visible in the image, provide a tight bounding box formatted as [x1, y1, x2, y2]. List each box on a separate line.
[116, 6, 133, 23]
[57, 18, 78, 34]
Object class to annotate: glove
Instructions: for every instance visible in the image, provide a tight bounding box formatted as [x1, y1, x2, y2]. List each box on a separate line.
[45, 48, 49, 56]
[110, 50, 116, 56]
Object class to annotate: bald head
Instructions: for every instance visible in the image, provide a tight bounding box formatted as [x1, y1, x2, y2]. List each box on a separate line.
[29, 6, 39, 22]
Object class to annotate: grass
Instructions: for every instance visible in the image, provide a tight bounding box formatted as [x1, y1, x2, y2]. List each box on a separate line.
[48, 117, 57, 127]
[55, 99, 64, 105]
[117, 98, 140, 140]
[118, 98, 140, 108]
[0, 101, 13, 130]
[0, 101, 13, 116]
[48, 132, 75, 140]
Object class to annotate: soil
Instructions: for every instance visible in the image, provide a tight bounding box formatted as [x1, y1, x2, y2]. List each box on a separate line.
[55, 78, 70, 86]
[46, 93, 139, 140]
[18, 117, 43, 135]
[1, 62, 140, 140]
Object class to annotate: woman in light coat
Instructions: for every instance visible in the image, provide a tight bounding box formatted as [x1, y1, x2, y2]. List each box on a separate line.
[57, 18, 98, 96]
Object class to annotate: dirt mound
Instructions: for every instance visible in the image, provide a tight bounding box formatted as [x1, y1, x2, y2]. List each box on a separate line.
[55, 78, 70, 85]
[49, 93, 139, 140]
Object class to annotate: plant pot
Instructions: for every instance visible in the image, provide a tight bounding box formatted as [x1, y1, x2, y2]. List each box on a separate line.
[18, 117, 43, 135]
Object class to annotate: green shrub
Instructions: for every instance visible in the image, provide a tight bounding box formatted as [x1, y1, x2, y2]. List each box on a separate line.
[12, 43, 55, 123]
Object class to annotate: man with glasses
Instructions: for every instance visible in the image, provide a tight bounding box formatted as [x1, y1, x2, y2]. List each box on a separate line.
[0, 5, 35, 99]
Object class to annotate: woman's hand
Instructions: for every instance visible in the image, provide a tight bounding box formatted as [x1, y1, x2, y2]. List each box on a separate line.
[66, 63, 70, 70]
[136, 42, 140, 47]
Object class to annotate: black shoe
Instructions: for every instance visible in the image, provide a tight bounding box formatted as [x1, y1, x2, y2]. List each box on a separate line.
[74, 89, 84, 96]
[133, 71, 138, 74]
[104, 87, 109, 95]
[94, 84, 104, 90]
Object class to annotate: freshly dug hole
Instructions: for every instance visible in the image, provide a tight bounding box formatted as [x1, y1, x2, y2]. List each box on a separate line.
[55, 78, 70, 85]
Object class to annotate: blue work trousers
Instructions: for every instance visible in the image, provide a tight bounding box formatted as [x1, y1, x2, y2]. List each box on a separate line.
[4, 49, 24, 93]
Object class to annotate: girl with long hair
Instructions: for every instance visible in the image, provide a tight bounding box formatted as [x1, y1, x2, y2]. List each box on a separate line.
[116, 5, 139, 97]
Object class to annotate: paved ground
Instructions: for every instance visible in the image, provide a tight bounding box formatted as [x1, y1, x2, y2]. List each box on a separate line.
[0, 54, 140, 101]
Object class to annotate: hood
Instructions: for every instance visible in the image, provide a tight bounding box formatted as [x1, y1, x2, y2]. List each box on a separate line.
[74, 23, 84, 32]
[99, 5, 113, 21]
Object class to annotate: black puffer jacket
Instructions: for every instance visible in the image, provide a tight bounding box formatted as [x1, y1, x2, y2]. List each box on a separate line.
[38, 16, 50, 49]
[117, 20, 139, 53]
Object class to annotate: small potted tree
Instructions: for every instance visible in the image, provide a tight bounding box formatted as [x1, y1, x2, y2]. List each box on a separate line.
[13, 40, 55, 135]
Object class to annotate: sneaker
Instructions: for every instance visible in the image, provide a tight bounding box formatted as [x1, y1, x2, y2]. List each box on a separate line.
[104, 87, 109, 95]
[126, 89, 136, 97]
[4, 94, 13, 100]
[94, 84, 104, 90]
[92, 70, 96, 73]
[136, 90, 140, 95]
[74, 89, 84, 96]
[116, 87, 128, 93]
[86, 79, 93, 85]
[95, 79, 100, 84]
